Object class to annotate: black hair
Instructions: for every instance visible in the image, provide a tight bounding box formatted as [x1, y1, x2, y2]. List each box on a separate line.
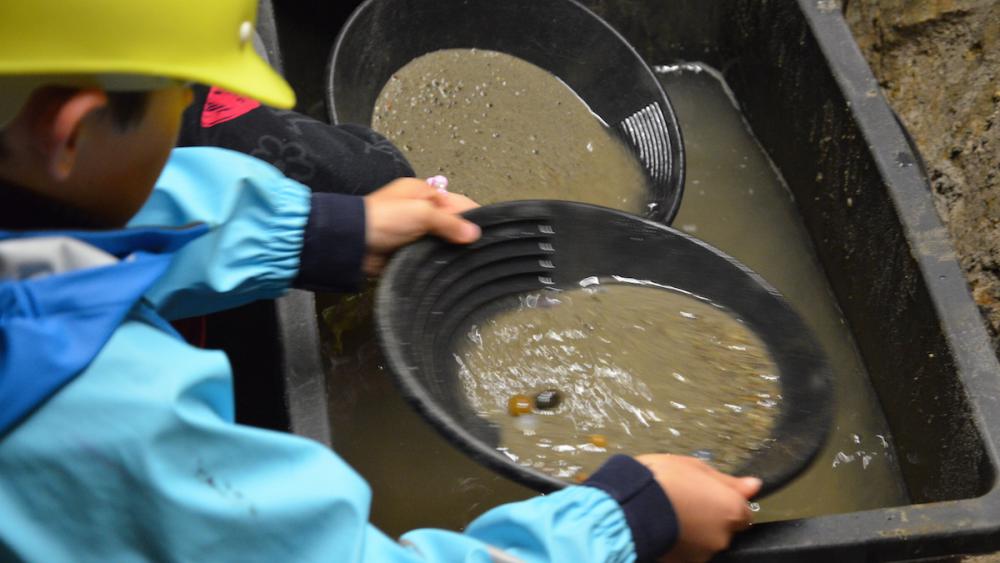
[0, 89, 152, 158]
[99, 91, 154, 131]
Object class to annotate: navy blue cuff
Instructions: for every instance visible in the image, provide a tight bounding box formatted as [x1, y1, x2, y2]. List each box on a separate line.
[582, 455, 679, 562]
[293, 193, 366, 292]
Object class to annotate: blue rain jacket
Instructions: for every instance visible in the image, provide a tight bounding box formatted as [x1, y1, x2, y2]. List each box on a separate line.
[0, 147, 641, 562]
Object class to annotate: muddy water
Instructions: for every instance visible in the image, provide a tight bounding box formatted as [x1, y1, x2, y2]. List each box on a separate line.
[318, 62, 908, 536]
[656, 63, 909, 520]
[371, 48, 648, 210]
[455, 282, 781, 481]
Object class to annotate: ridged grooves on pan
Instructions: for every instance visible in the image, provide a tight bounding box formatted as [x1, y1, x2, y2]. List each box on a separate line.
[616, 102, 672, 187]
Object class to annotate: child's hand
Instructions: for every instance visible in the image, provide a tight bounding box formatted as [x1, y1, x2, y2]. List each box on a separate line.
[362, 178, 481, 275]
[634, 454, 761, 563]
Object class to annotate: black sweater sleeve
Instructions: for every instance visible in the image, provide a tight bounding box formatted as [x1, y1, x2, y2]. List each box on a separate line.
[178, 85, 415, 197]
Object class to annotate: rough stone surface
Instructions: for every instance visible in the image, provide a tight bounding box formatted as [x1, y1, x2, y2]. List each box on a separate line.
[846, 0, 1000, 355]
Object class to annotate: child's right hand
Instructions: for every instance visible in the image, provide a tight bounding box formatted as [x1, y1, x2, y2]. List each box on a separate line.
[634, 454, 761, 563]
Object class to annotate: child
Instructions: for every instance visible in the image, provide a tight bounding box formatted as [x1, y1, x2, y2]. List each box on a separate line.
[0, 2, 760, 562]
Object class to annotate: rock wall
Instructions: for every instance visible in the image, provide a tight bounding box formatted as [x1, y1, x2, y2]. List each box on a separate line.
[845, 0, 1000, 354]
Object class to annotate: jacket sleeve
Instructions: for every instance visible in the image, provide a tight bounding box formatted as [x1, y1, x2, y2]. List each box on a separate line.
[128, 147, 366, 320]
[177, 84, 415, 196]
[0, 318, 662, 562]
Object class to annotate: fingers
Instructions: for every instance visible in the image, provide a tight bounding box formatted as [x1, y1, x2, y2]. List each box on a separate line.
[426, 207, 482, 244]
[733, 476, 763, 499]
[373, 178, 440, 201]
[362, 254, 387, 277]
[432, 191, 479, 214]
[734, 502, 754, 532]
[703, 468, 762, 499]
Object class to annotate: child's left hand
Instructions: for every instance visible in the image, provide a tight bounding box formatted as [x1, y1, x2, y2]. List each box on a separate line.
[362, 177, 481, 275]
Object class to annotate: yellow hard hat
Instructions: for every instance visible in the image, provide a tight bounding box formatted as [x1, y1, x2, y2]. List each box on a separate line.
[0, 0, 295, 126]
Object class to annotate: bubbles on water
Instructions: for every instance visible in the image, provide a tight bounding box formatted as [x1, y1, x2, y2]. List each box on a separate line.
[832, 451, 854, 468]
[466, 325, 483, 346]
[831, 434, 886, 470]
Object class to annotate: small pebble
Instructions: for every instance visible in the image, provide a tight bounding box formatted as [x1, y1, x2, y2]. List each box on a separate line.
[508, 394, 533, 416]
[534, 389, 563, 410]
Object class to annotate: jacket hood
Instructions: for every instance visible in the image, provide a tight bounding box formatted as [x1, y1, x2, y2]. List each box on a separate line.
[0, 225, 206, 433]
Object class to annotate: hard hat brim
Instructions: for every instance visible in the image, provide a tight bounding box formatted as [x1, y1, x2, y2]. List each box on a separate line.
[184, 48, 296, 111]
[0, 49, 295, 128]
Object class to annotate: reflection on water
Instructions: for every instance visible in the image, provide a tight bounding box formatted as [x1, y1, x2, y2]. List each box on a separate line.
[455, 281, 780, 481]
[317, 62, 909, 536]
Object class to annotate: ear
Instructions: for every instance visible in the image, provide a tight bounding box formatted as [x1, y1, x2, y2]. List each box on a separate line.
[37, 88, 108, 181]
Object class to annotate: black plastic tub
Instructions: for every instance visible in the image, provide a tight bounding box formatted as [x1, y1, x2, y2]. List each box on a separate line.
[229, 0, 1000, 560]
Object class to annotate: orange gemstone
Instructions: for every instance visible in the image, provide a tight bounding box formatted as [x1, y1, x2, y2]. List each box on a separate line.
[588, 434, 608, 448]
[507, 394, 533, 416]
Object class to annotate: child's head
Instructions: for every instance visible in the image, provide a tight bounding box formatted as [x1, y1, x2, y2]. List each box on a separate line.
[0, 0, 296, 228]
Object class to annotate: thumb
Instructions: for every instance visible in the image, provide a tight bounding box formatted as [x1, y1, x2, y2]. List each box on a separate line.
[427, 209, 482, 244]
[734, 477, 763, 499]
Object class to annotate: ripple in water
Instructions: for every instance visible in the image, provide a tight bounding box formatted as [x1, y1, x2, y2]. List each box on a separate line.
[453, 280, 782, 482]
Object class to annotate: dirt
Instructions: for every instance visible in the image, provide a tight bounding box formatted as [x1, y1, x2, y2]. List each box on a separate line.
[370, 48, 649, 212]
[845, 0, 1000, 355]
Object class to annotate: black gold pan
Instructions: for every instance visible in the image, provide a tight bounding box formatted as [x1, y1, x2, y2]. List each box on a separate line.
[376, 200, 834, 497]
